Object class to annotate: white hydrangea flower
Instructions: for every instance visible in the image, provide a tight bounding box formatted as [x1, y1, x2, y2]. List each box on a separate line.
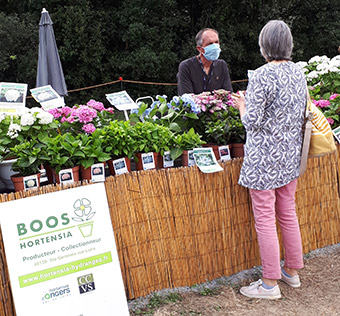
[7, 123, 21, 139]
[20, 113, 35, 126]
[295, 61, 308, 69]
[317, 69, 329, 76]
[306, 70, 319, 81]
[331, 55, 340, 62]
[37, 111, 53, 124]
[329, 58, 340, 68]
[0, 113, 6, 123]
[4, 89, 20, 102]
[316, 63, 330, 71]
[308, 55, 330, 64]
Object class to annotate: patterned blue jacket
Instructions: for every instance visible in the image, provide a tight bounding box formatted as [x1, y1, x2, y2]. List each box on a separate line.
[238, 61, 306, 190]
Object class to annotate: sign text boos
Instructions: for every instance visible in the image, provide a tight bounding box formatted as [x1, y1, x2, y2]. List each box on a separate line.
[17, 213, 73, 249]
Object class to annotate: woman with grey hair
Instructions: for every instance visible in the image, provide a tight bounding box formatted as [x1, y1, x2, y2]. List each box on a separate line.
[232, 20, 305, 299]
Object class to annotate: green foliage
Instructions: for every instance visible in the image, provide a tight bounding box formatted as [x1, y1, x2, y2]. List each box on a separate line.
[1, 0, 340, 106]
[171, 128, 205, 160]
[130, 122, 174, 156]
[101, 120, 136, 159]
[77, 130, 112, 169]
[0, 12, 38, 94]
[0, 110, 59, 160]
[10, 140, 47, 176]
[131, 292, 182, 315]
[130, 94, 199, 134]
[43, 133, 85, 173]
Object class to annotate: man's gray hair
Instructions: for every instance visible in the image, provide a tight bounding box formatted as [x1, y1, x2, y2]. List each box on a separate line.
[259, 20, 293, 61]
[195, 28, 219, 46]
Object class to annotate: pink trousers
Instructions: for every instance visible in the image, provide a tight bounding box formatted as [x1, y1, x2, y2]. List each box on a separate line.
[249, 179, 304, 279]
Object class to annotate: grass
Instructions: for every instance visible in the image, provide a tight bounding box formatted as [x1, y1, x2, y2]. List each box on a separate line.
[131, 292, 183, 315]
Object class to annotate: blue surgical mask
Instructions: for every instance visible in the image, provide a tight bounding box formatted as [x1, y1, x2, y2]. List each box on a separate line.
[202, 43, 221, 61]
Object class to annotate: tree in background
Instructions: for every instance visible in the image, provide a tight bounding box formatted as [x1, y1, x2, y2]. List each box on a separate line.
[1, 0, 340, 107]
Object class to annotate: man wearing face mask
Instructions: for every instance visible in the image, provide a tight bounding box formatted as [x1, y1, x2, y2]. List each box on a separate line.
[177, 28, 233, 95]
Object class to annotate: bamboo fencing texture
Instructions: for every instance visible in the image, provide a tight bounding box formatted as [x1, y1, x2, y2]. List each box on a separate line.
[0, 147, 339, 314]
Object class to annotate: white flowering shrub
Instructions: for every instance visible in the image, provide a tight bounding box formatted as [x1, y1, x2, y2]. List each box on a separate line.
[296, 55, 340, 98]
[0, 108, 58, 160]
[296, 55, 340, 128]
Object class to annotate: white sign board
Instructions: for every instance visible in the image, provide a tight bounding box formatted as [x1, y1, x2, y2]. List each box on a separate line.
[106, 90, 138, 111]
[0, 183, 129, 316]
[30, 85, 65, 110]
[0, 82, 28, 114]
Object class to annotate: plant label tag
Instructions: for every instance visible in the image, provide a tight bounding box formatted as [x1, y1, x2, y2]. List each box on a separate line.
[188, 150, 196, 166]
[141, 152, 155, 170]
[23, 174, 39, 191]
[0, 82, 28, 114]
[332, 126, 340, 143]
[113, 158, 129, 175]
[163, 151, 174, 168]
[91, 163, 105, 182]
[59, 168, 74, 185]
[30, 85, 65, 110]
[193, 147, 223, 173]
[219, 145, 231, 161]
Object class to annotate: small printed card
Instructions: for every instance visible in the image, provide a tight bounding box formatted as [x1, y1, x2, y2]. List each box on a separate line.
[30, 85, 65, 110]
[58, 168, 74, 185]
[193, 147, 223, 173]
[0, 82, 28, 114]
[106, 90, 138, 111]
[333, 126, 340, 144]
[162, 151, 174, 168]
[141, 152, 155, 170]
[187, 150, 196, 166]
[218, 145, 231, 161]
[91, 163, 105, 182]
[23, 175, 39, 191]
[112, 158, 129, 175]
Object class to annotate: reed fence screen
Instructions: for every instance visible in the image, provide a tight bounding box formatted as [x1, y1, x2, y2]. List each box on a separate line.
[0, 147, 339, 314]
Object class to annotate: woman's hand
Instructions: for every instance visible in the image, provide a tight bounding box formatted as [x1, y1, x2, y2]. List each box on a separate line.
[231, 91, 246, 118]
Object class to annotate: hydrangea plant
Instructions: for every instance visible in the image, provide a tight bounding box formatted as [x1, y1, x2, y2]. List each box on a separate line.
[48, 99, 115, 135]
[297, 55, 340, 128]
[0, 108, 58, 161]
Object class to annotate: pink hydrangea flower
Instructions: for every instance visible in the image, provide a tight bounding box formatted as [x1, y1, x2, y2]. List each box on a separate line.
[105, 107, 114, 114]
[82, 123, 96, 133]
[329, 94, 339, 100]
[76, 105, 97, 123]
[327, 118, 334, 125]
[48, 108, 62, 118]
[87, 99, 105, 111]
[61, 107, 72, 116]
[314, 99, 330, 108]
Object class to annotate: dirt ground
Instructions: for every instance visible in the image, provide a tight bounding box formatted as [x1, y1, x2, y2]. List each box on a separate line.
[129, 244, 340, 316]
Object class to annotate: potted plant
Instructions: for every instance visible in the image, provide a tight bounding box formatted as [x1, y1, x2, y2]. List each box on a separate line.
[0, 108, 58, 190]
[130, 121, 174, 170]
[170, 128, 205, 166]
[101, 120, 136, 175]
[130, 94, 200, 134]
[226, 105, 246, 158]
[9, 140, 47, 191]
[78, 129, 111, 181]
[42, 133, 85, 184]
[48, 99, 116, 135]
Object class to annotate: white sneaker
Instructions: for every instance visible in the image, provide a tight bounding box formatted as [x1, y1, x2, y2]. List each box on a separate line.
[281, 271, 301, 288]
[240, 279, 281, 300]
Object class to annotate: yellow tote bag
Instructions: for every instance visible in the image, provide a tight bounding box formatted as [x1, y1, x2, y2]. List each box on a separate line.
[307, 97, 336, 157]
[300, 90, 336, 175]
